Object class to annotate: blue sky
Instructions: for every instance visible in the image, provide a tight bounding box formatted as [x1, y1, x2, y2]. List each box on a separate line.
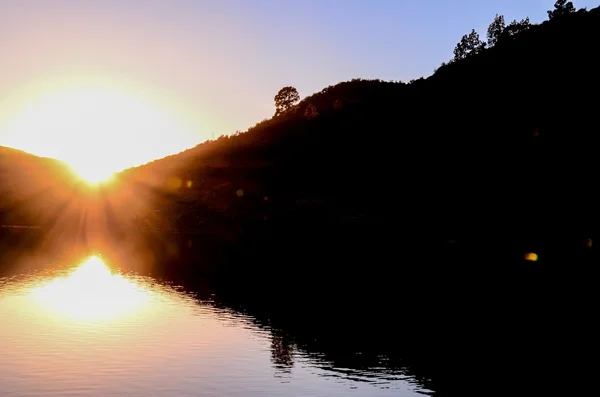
[0, 0, 597, 165]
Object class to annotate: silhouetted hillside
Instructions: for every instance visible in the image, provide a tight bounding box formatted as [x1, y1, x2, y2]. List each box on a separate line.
[2, 5, 597, 279]
[119, 5, 600, 273]
[0, 146, 84, 225]
[0, 146, 93, 261]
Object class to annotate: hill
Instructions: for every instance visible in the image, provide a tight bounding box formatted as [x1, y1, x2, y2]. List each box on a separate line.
[0, 146, 84, 226]
[0, 146, 92, 263]
[2, 5, 598, 278]
[117, 5, 600, 274]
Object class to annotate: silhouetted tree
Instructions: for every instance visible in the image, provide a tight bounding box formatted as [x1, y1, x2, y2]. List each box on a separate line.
[434, 61, 448, 73]
[274, 86, 300, 116]
[453, 29, 485, 61]
[487, 14, 506, 47]
[502, 17, 532, 39]
[548, 0, 576, 19]
[333, 99, 343, 110]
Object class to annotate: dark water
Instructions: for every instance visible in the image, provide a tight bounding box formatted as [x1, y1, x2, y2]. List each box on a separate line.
[0, 254, 434, 397]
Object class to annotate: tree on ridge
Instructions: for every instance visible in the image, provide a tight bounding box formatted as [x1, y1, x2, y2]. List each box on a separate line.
[274, 86, 300, 116]
[548, 0, 576, 19]
[487, 14, 506, 47]
[453, 29, 485, 61]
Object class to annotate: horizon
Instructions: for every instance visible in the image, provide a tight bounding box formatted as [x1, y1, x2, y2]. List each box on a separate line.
[0, 0, 597, 180]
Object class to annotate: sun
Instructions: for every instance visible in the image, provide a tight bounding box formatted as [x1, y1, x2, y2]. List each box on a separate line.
[75, 164, 115, 185]
[1, 82, 199, 183]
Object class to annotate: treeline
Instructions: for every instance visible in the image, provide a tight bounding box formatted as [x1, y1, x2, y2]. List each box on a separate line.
[446, 0, 583, 66]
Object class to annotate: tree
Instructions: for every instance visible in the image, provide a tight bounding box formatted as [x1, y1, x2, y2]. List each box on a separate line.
[502, 17, 532, 40]
[274, 86, 300, 116]
[487, 14, 506, 47]
[548, 0, 576, 19]
[453, 29, 486, 62]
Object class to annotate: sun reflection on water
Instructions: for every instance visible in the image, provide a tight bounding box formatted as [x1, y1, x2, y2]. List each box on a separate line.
[0, 254, 433, 396]
[30, 255, 151, 323]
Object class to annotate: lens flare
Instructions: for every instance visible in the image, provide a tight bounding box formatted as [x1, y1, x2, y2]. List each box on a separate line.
[524, 252, 538, 262]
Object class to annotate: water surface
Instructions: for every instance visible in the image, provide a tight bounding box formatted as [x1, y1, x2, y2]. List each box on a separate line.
[0, 255, 432, 396]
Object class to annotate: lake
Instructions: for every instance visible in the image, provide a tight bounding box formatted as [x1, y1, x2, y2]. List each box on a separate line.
[0, 254, 434, 397]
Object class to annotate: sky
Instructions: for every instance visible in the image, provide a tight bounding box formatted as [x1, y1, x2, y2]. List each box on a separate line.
[0, 0, 597, 175]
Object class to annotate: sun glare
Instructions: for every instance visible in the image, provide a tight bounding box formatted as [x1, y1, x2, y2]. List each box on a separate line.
[78, 167, 115, 185]
[30, 256, 151, 323]
[1, 83, 199, 183]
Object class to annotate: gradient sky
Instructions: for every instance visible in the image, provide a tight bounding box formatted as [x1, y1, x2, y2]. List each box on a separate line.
[0, 0, 597, 169]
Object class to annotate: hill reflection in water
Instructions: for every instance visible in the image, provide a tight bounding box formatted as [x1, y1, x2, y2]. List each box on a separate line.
[0, 247, 433, 397]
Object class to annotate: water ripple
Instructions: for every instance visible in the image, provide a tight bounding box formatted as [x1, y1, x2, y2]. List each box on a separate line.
[0, 256, 432, 396]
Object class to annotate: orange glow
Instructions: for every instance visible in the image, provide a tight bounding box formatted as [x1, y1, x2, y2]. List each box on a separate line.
[1, 81, 199, 183]
[524, 252, 538, 262]
[30, 256, 151, 323]
[166, 175, 183, 190]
